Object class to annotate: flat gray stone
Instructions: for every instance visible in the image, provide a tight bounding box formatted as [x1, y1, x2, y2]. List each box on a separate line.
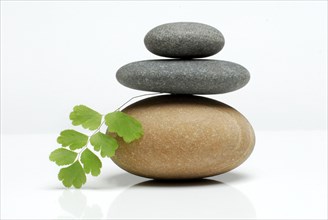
[116, 60, 250, 94]
[144, 22, 225, 58]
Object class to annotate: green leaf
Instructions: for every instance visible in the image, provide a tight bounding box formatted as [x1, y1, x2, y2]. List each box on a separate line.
[57, 129, 88, 150]
[90, 132, 118, 157]
[105, 111, 143, 143]
[69, 105, 102, 130]
[49, 148, 77, 166]
[58, 161, 86, 188]
[81, 148, 102, 176]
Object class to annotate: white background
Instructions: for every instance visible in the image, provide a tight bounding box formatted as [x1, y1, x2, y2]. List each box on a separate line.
[1, 1, 327, 220]
[1, 0, 327, 133]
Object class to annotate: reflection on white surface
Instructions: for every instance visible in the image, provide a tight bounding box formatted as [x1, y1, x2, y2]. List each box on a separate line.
[1, 131, 326, 219]
[58, 190, 103, 219]
[107, 179, 256, 219]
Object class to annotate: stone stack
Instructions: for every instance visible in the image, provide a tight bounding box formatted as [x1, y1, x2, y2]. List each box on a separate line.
[112, 22, 255, 179]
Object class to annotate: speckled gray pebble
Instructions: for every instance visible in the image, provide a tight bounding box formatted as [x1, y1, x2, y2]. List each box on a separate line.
[116, 60, 250, 94]
[144, 22, 225, 58]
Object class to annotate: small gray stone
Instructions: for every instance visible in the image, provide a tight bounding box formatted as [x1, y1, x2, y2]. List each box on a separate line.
[144, 22, 225, 58]
[116, 60, 250, 94]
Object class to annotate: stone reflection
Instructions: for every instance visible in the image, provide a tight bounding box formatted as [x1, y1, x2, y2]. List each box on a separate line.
[108, 179, 256, 219]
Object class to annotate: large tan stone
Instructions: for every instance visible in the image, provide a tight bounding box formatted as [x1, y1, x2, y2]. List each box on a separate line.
[109, 95, 255, 179]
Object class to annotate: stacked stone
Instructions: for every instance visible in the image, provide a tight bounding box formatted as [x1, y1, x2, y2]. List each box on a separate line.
[112, 22, 255, 179]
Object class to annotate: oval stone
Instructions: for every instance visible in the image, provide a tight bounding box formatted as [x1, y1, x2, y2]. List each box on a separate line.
[144, 22, 225, 58]
[116, 59, 250, 94]
[109, 95, 255, 180]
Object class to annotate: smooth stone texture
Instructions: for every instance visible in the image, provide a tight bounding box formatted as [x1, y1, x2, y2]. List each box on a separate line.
[116, 59, 250, 94]
[109, 95, 255, 180]
[144, 22, 225, 58]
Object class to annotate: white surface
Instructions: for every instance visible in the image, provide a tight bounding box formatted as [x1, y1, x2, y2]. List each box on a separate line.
[1, 131, 327, 219]
[1, 1, 327, 133]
